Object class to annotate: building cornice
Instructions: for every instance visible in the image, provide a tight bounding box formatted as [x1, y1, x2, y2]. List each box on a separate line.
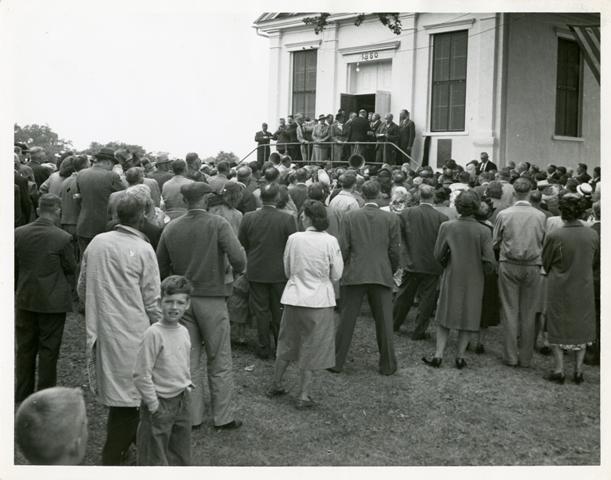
[422, 17, 476, 33]
[284, 39, 323, 51]
[338, 40, 401, 56]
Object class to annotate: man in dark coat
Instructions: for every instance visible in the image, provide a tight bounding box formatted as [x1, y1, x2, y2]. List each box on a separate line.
[254, 123, 273, 168]
[148, 154, 173, 190]
[15, 193, 77, 402]
[28, 146, 51, 189]
[273, 118, 289, 155]
[286, 115, 301, 161]
[376, 113, 400, 164]
[288, 168, 308, 211]
[393, 184, 448, 339]
[238, 183, 297, 359]
[331, 180, 401, 375]
[75, 147, 125, 254]
[476, 152, 498, 175]
[347, 109, 371, 157]
[398, 109, 416, 163]
[14, 154, 34, 227]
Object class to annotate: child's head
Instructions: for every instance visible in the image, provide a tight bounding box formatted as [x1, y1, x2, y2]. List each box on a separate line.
[160, 275, 193, 324]
[15, 387, 88, 465]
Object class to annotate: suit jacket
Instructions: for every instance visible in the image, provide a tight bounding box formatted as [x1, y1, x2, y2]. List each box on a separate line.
[76, 165, 125, 239]
[255, 130, 273, 145]
[15, 217, 76, 313]
[348, 116, 371, 143]
[238, 205, 297, 283]
[399, 203, 449, 274]
[476, 160, 498, 175]
[340, 204, 401, 288]
[398, 119, 416, 153]
[14, 172, 33, 227]
[30, 162, 51, 189]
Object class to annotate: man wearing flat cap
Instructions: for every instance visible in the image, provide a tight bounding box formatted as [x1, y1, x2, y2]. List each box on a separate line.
[157, 181, 246, 430]
[75, 147, 125, 254]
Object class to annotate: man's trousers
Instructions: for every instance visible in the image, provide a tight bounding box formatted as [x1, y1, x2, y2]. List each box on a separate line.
[248, 281, 285, 358]
[498, 262, 542, 367]
[392, 272, 439, 336]
[182, 296, 235, 427]
[102, 406, 140, 465]
[334, 284, 397, 375]
[15, 310, 66, 403]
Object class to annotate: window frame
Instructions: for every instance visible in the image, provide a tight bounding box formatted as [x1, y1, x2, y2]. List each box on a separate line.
[291, 49, 317, 120]
[429, 29, 469, 133]
[554, 36, 583, 139]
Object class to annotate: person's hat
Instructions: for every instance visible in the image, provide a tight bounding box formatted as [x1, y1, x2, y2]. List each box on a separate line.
[536, 179, 550, 188]
[318, 114, 326, 120]
[14, 142, 29, 152]
[577, 182, 593, 197]
[180, 182, 213, 203]
[94, 147, 118, 163]
[317, 168, 330, 186]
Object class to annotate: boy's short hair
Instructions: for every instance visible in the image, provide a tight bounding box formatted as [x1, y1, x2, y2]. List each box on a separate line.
[15, 387, 88, 465]
[161, 275, 194, 297]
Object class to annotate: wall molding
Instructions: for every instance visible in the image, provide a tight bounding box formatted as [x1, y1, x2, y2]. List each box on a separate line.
[338, 40, 401, 56]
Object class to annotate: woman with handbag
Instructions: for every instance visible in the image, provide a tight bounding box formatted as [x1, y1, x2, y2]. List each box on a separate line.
[422, 190, 496, 369]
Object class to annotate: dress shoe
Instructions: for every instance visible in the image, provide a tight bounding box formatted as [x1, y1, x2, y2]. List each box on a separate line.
[295, 396, 316, 410]
[538, 346, 552, 356]
[266, 386, 288, 398]
[326, 367, 341, 374]
[475, 344, 485, 355]
[191, 423, 204, 431]
[422, 356, 442, 368]
[545, 371, 565, 384]
[573, 372, 584, 385]
[214, 420, 243, 431]
[455, 358, 467, 369]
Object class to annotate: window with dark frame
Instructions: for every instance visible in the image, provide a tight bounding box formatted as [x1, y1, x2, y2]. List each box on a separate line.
[555, 38, 582, 137]
[292, 50, 317, 120]
[431, 30, 468, 132]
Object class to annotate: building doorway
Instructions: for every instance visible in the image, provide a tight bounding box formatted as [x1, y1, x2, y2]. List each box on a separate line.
[340, 91, 391, 116]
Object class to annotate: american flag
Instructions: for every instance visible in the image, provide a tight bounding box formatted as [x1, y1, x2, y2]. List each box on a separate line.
[568, 24, 600, 84]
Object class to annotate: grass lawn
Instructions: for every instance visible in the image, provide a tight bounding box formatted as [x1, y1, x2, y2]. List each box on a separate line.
[15, 304, 600, 466]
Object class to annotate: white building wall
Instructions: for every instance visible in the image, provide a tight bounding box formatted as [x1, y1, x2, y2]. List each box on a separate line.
[503, 13, 600, 170]
[259, 13, 598, 170]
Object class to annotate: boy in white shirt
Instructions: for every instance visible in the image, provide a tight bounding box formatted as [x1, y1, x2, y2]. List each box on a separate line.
[133, 275, 193, 466]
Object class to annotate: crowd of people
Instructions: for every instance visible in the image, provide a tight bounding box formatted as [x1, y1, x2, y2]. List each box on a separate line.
[254, 108, 416, 165]
[14, 137, 601, 465]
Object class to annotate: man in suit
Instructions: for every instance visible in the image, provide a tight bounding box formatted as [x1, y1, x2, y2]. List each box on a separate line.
[28, 146, 52, 189]
[288, 168, 308, 211]
[347, 109, 371, 157]
[393, 185, 448, 339]
[286, 115, 301, 161]
[238, 183, 297, 359]
[15, 193, 77, 402]
[273, 118, 289, 155]
[376, 113, 400, 164]
[254, 123, 273, 167]
[330, 180, 401, 375]
[74, 147, 125, 255]
[398, 109, 416, 163]
[476, 152, 498, 175]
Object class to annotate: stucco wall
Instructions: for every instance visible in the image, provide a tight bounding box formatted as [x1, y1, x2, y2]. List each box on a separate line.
[503, 13, 600, 170]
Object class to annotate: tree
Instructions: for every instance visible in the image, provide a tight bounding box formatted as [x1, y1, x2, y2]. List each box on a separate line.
[81, 141, 147, 158]
[303, 13, 403, 35]
[214, 151, 240, 166]
[14, 123, 74, 160]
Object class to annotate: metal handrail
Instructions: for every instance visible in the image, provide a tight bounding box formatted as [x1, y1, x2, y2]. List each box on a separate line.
[240, 141, 417, 168]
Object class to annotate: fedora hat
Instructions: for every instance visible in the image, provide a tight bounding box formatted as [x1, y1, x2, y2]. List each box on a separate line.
[94, 147, 118, 163]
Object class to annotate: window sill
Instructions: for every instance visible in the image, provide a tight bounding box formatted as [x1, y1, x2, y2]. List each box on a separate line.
[422, 131, 469, 137]
[552, 135, 584, 142]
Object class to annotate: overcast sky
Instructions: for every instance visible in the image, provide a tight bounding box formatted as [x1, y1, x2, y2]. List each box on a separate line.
[8, 0, 270, 160]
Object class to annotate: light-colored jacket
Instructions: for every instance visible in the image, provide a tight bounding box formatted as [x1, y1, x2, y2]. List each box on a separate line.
[281, 228, 343, 308]
[78, 225, 162, 407]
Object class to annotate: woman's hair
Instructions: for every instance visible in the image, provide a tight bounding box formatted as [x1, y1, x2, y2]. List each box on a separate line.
[474, 197, 494, 221]
[455, 190, 480, 217]
[302, 199, 329, 231]
[558, 194, 586, 221]
[58, 156, 75, 178]
[221, 182, 243, 209]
